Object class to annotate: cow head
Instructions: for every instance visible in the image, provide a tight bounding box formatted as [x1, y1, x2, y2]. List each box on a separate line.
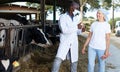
[0, 23, 6, 48]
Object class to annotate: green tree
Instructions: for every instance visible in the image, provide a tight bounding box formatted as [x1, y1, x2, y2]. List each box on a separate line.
[79, 0, 112, 21]
[26, 2, 40, 9]
[26, 2, 53, 11]
[26, 2, 31, 7]
[109, 17, 120, 28]
[110, 0, 120, 32]
[88, 16, 95, 19]
[113, 0, 120, 8]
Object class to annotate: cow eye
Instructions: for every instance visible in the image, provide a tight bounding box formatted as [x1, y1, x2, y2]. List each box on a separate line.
[12, 41, 14, 44]
[2, 35, 5, 38]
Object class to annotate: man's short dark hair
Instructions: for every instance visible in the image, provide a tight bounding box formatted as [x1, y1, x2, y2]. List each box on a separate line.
[66, 1, 79, 11]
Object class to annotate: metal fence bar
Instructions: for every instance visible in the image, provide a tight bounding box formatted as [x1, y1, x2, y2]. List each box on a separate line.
[0, 24, 41, 29]
[0, 23, 58, 57]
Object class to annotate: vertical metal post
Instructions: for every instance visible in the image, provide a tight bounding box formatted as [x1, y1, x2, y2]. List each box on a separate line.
[5, 29, 11, 57]
[36, 12, 40, 20]
[53, 0, 56, 24]
[30, 14, 32, 21]
[41, 0, 45, 32]
[53, 0, 56, 36]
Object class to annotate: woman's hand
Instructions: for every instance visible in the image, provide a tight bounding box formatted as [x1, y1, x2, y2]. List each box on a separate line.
[82, 47, 86, 54]
[101, 50, 110, 60]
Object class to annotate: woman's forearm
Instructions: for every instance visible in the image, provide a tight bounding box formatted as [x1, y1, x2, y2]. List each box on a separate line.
[106, 33, 110, 51]
[83, 32, 92, 48]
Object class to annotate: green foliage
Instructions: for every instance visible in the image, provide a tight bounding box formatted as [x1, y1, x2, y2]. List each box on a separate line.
[109, 17, 120, 29]
[45, 5, 53, 11]
[26, 2, 54, 11]
[87, 0, 100, 9]
[103, 0, 112, 9]
[26, 2, 31, 7]
[83, 6, 88, 13]
[85, 23, 90, 31]
[114, 0, 120, 7]
[83, 16, 95, 31]
[84, 0, 112, 10]
[83, 17, 88, 21]
[88, 16, 95, 19]
[26, 2, 39, 8]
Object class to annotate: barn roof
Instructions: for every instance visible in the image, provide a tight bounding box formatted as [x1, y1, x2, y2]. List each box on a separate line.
[0, 0, 80, 7]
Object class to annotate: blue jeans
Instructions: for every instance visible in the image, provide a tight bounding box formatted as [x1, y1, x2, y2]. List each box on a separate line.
[88, 47, 105, 72]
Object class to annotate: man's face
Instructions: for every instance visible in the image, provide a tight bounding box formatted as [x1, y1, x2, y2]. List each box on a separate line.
[70, 6, 75, 12]
[70, 3, 79, 12]
[70, 6, 78, 13]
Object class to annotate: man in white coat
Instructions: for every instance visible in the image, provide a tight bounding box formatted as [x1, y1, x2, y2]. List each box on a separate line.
[51, 1, 83, 72]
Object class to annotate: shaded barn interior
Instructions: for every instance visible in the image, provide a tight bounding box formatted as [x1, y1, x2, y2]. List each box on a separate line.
[0, 0, 85, 72]
[0, 0, 80, 56]
[0, 0, 80, 7]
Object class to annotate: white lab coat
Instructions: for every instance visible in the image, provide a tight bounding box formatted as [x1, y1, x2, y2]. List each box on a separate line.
[56, 12, 81, 63]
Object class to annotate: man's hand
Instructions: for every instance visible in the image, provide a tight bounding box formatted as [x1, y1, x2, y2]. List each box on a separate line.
[78, 22, 85, 32]
[78, 23, 82, 29]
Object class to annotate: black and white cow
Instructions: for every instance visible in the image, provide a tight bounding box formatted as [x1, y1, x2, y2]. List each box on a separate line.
[0, 48, 18, 72]
[45, 25, 61, 45]
[0, 14, 52, 55]
[0, 15, 58, 72]
[0, 23, 6, 48]
[9, 20, 21, 55]
[9, 14, 52, 48]
[23, 26, 52, 48]
[0, 18, 21, 55]
[0, 18, 8, 48]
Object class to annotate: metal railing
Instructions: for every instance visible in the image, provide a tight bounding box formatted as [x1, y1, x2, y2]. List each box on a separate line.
[0, 24, 41, 58]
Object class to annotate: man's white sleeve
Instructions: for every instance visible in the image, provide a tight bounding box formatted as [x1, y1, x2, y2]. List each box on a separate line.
[59, 15, 77, 34]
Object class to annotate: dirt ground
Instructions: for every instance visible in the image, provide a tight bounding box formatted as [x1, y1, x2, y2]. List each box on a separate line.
[105, 34, 120, 72]
[13, 35, 88, 72]
[13, 33, 120, 72]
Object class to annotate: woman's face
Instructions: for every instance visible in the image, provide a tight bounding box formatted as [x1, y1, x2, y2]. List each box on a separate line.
[97, 11, 105, 21]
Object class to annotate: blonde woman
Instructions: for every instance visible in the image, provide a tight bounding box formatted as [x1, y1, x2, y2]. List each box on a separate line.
[82, 9, 111, 72]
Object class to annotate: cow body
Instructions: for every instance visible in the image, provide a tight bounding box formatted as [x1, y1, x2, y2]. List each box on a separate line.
[9, 20, 21, 55]
[24, 27, 52, 47]
[0, 29, 6, 48]
[0, 14, 52, 56]
[0, 59, 13, 72]
[0, 19, 7, 48]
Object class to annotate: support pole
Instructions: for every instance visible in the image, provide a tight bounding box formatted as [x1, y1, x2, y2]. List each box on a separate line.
[53, 0, 56, 24]
[52, 0, 56, 36]
[40, 0, 45, 32]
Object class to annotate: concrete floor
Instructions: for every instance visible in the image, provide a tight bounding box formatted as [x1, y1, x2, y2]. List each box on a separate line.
[105, 44, 120, 72]
[81, 32, 120, 72]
